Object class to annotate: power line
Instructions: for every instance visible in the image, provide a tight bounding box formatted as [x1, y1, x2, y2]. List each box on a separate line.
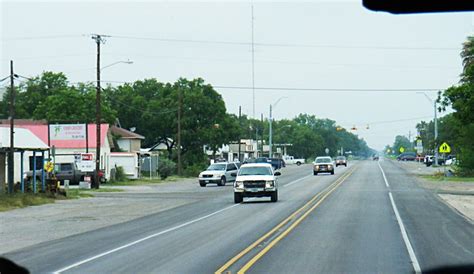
[213, 86, 442, 92]
[109, 34, 459, 51]
[2, 34, 85, 41]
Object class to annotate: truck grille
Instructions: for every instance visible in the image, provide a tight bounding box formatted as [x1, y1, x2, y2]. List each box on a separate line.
[202, 174, 213, 178]
[243, 181, 265, 188]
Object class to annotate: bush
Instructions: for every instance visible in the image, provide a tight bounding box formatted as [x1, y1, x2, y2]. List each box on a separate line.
[184, 163, 207, 177]
[158, 158, 176, 180]
[114, 166, 127, 182]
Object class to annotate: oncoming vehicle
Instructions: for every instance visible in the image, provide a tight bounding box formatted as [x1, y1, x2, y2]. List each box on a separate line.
[198, 162, 239, 187]
[313, 156, 335, 175]
[335, 156, 347, 167]
[233, 163, 281, 203]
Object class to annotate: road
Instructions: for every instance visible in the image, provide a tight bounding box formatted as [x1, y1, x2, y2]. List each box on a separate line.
[3, 160, 474, 273]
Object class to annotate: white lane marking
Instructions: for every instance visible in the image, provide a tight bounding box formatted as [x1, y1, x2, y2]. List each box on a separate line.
[53, 204, 239, 274]
[283, 174, 313, 188]
[388, 192, 422, 274]
[377, 162, 390, 188]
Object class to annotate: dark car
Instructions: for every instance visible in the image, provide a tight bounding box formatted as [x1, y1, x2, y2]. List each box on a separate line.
[397, 152, 416, 161]
[335, 156, 347, 167]
[269, 158, 285, 170]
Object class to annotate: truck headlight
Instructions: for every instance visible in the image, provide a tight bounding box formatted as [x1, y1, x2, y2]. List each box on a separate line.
[314, 165, 319, 170]
[329, 165, 333, 170]
[265, 180, 274, 188]
[235, 181, 244, 188]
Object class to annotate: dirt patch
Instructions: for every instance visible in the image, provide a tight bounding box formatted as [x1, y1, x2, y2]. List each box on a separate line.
[439, 194, 474, 222]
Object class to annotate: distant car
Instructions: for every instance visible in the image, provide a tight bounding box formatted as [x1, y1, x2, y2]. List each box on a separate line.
[243, 158, 257, 164]
[198, 162, 239, 187]
[256, 157, 271, 163]
[372, 154, 379, 161]
[424, 155, 446, 166]
[269, 158, 285, 170]
[397, 152, 416, 161]
[335, 156, 347, 167]
[313, 156, 335, 175]
[233, 163, 281, 203]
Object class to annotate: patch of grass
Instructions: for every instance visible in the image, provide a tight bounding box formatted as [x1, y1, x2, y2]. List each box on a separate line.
[419, 174, 474, 183]
[108, 175, 192, 186]
[64, 189, 94, 199]
[0, 193, 56, 212]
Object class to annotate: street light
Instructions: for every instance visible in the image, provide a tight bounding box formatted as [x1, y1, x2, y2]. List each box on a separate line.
[417, 92, 439, 165]
[101, 60, 133, 71]
[269, 96, 288, 158]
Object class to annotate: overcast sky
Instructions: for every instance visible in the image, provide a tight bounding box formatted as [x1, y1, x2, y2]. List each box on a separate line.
[1, 1, 472, 150]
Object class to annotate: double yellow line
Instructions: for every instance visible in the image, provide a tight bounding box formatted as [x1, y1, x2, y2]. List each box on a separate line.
[215, 167, 356, 274]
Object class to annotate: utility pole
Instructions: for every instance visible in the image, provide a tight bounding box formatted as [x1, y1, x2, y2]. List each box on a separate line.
[251, 3, 255, 119]
[238, 106, 241, 162]
[92, 34, 106, 189]
[434, 101, 439, 166]
[177, 88, 182, 176]
[260, 113, 264, 156]
[269, 104, 273, 158]
[8, 60, 14, 193]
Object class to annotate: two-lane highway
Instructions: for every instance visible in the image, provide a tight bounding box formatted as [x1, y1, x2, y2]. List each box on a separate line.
[4, 160, 473, 273]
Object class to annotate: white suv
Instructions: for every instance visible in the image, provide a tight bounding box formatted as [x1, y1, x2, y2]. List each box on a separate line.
[233, 163, 281, 203]
[198, 162, 239, 187]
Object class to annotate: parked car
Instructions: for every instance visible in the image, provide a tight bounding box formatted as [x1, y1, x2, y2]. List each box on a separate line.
[335, 156, 347, 167]
[198, 162, 239, 187]
[313, 156, 335, 175]
[397, 152, 416, 161]
[233, 163, 281, 203]
[24, 162, 105, 185]
[424, 155, 445, 166]
[282, 155, 305, 166]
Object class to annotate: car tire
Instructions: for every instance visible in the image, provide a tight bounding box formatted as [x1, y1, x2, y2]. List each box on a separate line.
[271, 191, 278, 202]
[218, 176, 226, 186]
[296, 162, 301, 166]
[199, 182, 206, 187]
[234, 192, 243, 203]
[331, 171, 334, 175]
[313, 171, 318, 175]
[344, 164, 347, 167]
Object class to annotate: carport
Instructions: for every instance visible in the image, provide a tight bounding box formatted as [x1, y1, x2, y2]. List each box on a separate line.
[0, 127, 49, 193]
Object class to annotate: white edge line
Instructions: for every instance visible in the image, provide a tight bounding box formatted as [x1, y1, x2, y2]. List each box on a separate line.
[377, 162, 390, 188]
[53, 203, 239, 274]
[389, 192, 422, 274]
[283, 174, 312, 188]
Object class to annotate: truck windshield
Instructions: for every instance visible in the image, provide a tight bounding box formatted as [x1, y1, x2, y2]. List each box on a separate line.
[207, 164, 226, 171]
[316, 158, 332, 163]
[239, 166, 272, 176]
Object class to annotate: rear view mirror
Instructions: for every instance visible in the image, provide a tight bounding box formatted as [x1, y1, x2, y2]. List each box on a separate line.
[231, 172, 237, 177]
[274, 171, 281, 176]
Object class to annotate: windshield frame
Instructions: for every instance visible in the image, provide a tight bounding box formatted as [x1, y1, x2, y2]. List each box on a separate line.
[238, 166, 273, 176]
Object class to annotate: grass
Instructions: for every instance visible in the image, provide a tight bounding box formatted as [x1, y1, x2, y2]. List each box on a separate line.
[0, 193, 56, 212]
[419, 174, 474, 183]
[107, 175, 192, 186]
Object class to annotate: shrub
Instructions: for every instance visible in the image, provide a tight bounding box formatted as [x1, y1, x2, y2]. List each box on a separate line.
[158, 158, 176, 180]
[115, 166, 127, 182]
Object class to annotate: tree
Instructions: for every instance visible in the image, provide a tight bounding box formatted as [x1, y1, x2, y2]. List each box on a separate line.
[392, 135, 412, 154]
[438, 36, 474, 175]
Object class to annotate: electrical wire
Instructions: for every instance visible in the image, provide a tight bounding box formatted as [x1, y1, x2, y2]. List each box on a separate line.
[213, 86, 442, 92]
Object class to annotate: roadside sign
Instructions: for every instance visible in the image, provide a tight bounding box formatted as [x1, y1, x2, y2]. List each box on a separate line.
[399, 147, 405, 153]
[439, 142, 451, 153]
[44, 161, 54, 172]
[386, 149, 391, 153]
[75, 153, 95, 172]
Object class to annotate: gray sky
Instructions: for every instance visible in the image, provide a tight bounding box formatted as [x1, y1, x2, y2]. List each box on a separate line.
[1, 1, 472, 150]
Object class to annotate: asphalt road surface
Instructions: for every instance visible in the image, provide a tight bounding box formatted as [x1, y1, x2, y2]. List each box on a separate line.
[4, 160, 474, 274]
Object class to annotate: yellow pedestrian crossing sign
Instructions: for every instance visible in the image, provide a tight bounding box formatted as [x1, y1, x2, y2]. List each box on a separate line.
[399, 147, 405, 153]
[439, 142, 451, 153]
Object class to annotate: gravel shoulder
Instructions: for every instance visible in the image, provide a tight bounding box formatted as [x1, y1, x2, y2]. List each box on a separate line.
[392, 160, 474, 222]
[0, 178, 205, 255]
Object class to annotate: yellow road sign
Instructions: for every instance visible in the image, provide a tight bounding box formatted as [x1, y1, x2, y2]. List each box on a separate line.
[44, 161, 54, 172]
[399, 147, 405, 153]
[439, 142, 451, 153]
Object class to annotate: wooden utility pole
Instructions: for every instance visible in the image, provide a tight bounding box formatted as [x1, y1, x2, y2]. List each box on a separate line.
[177, 88, 182, 176]
[8, 60, 14, 193]
[92, 34, 105, 189]
[238, 106, 241, 162]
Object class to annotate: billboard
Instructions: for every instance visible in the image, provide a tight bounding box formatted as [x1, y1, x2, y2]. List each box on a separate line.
[50, 124, 86, 140]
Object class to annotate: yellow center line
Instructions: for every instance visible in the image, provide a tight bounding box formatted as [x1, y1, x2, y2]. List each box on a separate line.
[237, 168, 356, 274]
[215, 167, 355, 274]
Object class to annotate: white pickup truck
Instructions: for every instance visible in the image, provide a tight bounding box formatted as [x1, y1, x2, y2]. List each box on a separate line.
[282, 155, 305, 166]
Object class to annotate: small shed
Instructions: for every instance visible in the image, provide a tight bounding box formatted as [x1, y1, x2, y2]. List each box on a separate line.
[0, 127, 49, 193]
